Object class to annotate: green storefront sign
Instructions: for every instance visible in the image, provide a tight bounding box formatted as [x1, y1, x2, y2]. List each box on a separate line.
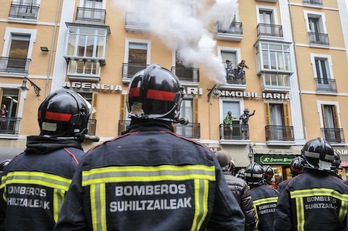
[255, 155, 297, 165]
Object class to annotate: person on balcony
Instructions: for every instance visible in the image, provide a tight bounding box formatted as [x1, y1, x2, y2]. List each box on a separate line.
[224, 111, 236, 139]
[0, 104, 7, 119]
[237, 59, 249, 80]
[239, 108, 255, 139]
[225, 60, 235, 81]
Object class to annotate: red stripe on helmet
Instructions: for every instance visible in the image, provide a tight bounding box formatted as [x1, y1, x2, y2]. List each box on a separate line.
[45, 111, 72, 122]
[129, 87, 140, 97]
[147, 89, 176, 101]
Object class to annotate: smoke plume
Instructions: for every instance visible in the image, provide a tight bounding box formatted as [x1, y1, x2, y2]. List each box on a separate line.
[113, 0, 238, 84]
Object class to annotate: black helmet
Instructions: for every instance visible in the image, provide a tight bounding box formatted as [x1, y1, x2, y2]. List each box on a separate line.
[127, 64, 183, 122]
[301, 138, 335, 172]
[332, 152, 341, 173]
[290, 156, 305, 176]
[0, 159, 11, 172]
[262, 165, 274, 185]
[38, 89, 92, 140]
[245, 162, 264, 186]
[236, 168, 246, 180]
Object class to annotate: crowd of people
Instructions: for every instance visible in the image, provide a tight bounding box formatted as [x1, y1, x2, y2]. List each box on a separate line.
[0, 64, 347, 230]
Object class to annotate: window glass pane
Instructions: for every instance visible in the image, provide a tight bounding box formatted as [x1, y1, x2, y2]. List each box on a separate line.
[9, 35, 30, 58]
[223, 101, 240, 118]
[128, 42, 147, 63]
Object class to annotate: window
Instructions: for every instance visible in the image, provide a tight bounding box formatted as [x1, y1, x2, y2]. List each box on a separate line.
[9, 0, 40, 20]
[321, 104, 343, 142]
[265, 102, 293, 141]
[0, 88, 20, 134]
[258, 9, 274, 35]
[315, 58, 329, 83]
[173, 51, 199, 83]
[176, 98, 194, 137]
[65, 26, 107, 77]
[311, 54, 335, 92]
[77, 0, 105, 23]
[78, 92, 97, 136]
[222, 100, 242, 139]
[7, 34, 30, 71]
[123, 41, 150, 80]
[306, 12, 328, 45]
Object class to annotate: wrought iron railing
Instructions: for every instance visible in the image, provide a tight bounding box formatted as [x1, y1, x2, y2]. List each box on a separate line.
[226, 69, 246, 85]
[314, 78, 337, 92]
[220, 123, 249, 140]
[76, 7, 106, 24]
[217, 22, 243, 35]
[171, 66, 199, 83]
[173, 122, 200, 139]
[122, 63, 148, 80]
[257, 23, 283, 37]
[308, 32, 329, 45]
[9, 3, 39, 19]
[321, 128, 345, 143]
[0, 117, 21, 135]
[0, 57, 31, 74]
[265, 125, 294, 141]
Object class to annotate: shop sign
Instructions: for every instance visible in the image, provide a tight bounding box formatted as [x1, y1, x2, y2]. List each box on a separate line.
[335, 149, 348, 155]
[256, 155, 296, 165]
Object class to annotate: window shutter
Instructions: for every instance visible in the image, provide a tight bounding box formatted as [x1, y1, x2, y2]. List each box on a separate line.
[332, 105, 339, 128]
[90, 92, 98, 119]
[321, 104, 327, 128]
[120, 94, 127, 120]
[283, 102, 291, 126]
[193, 98, 198, 123]
[265, 103, 270, 125]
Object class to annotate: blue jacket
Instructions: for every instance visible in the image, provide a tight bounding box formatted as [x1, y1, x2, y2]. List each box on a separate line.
[0, 136, 85, 231]
[55, 122, 245, 231]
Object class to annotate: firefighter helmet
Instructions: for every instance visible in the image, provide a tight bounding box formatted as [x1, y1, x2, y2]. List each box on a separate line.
[301, 138, 335, 172]
[262, 165, 274, 185]
[228, 160, 236, 176]
[290, 156, 305, 177]
[38, 89, 92, 140]
[236, 168, 246, 180]
[245, 162, 264, 186]
[127, 64, 183, 122]
[332, 152, 341, 173]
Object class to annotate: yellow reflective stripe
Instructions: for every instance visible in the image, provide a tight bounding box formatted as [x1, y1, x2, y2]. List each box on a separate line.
[253, 197, 278, 206]
[190, 179, 209, 231]
[339, 200, 348, 223]
[0, 171, 71, 191]
[82, 165, 216, 186]
[290, 188, 348, 201]
[91, 184, 107, 231]
[53, 189, 65, 222]
[253, 203, 259, 231]
[295, 197, 304, 231]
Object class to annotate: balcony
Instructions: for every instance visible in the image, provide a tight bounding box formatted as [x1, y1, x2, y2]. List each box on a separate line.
[314, 78, 337, 93]
[75, 7, 106, 24]
[0, 117, 21, 135]
[256, 0, 278, 2]
[219, 123, 250, 145]
[9, 3, 39, 20]
[321, 128, 345, 144]
[0, 57, 31, 74]
[173, 122, 200, 139]
[216, 22, 243, 42]
[257, 23, 283, 38]
[125, 12, 149, 32]
[308, 32, 329, 46]
[303, 0, 322, 6]
[265, 125, 294, 144]
[118, 120, 200, 139]
[122, 63, 148, 83]
[260, 74, 291, 92]
[171, 66, 199, 85]
[87, 119, 97, 136]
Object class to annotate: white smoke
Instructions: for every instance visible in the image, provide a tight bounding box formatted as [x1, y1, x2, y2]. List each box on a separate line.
[113, 0, 238, 84]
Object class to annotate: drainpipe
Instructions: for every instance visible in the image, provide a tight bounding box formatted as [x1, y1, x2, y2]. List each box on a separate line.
[287, 0, 308, 140]
[45, 0, 62, 97]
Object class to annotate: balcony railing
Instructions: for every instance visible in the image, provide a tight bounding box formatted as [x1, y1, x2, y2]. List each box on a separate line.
[308, 32, 329, 45]
[0, 117, 21, 135]
[87, 119, 97, 136]
[217, 22, 243, 35]
[265, 125, 294, 141]
[260, 74, 291, 92]
[171, 66, 199, 83]
[314, 78, 337, 92]
[76, 7, 106, 24]
[122, 63, 148, 81]
[257, 23, 283, 37]
[0, 57, 31, 74]
[173, 122, 200, 139]
[303, 0, 322, 5]
[220, 123, 249, 140]
[226, 69, 246, 85]
[9, 3, 39, 20]
[118, 120, 200, 139]
[321, 128, 345, 143]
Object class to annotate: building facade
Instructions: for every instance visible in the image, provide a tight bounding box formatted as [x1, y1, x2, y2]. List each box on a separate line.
[1, 0, 348, 180]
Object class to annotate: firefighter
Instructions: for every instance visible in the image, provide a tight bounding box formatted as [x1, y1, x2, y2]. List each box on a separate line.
[55, 64, 245, 231]
[245, 162, 278, 231]
[277, 156, 305, 192]
[274, 138, 348, 231]
[0, 89, 93, 230]
[262, 165, 274, 187]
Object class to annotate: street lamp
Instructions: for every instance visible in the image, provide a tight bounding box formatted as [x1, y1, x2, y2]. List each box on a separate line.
[19, 77, 41, 96]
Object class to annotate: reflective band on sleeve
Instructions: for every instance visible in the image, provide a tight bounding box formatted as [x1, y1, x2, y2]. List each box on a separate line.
[82, 165, 216, 186]
[53, 189, 66, 222]
[0, 171, 72, 191]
